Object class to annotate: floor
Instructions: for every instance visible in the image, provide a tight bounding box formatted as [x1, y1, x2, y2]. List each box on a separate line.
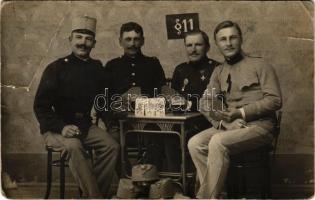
[3, 183, 314, 199]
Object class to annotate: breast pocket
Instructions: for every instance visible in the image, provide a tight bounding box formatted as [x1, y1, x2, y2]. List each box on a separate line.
[238, 75, 259, 91]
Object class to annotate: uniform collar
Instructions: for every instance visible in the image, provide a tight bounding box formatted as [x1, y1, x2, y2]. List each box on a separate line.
[225, 52, 244, 65]
[122, 52, 144, 61]
[69, 53, 92, 63]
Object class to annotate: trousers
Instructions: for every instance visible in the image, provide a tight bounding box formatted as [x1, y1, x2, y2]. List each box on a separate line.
[43, 125, 120, 198]
[188, 125, 273, 198]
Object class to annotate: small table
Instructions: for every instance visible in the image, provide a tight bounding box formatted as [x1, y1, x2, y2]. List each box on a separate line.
[119, 112, 202, 194]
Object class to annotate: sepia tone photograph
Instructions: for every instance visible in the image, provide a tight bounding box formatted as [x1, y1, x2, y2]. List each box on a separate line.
[1, 0, 314, 199]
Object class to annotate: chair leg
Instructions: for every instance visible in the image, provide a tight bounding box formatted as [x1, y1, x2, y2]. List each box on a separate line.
[78, 187, 83, 197]
[227, 167, 238, 199]
[264, 154, 272, 198]
[44, 150, 52, 199]
[241, 167, 247, 195]
[261, 153, 270, 199]
[60, 155, 65, 199]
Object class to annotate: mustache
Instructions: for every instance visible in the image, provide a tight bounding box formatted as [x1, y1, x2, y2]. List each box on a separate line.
[76, 44, 89, 50]
[127, 46, 137, 50]
[190, 52, 199, 56]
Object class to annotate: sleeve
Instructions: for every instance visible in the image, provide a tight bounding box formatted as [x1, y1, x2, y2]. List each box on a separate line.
[199, 67, 223, 129]
[242, 61, 282, 121]
[33, 63, 66, 134]
[171, 66, 182, 93]
[153, 58, 166, 91]
[97, 61, 114, 127]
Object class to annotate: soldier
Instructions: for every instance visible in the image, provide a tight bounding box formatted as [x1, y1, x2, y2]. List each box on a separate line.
[165, 30, 220, 172]
[172, 30, 220, 112]
[103, 22, 166, 170]
[34, 16, 119, 198]
[188, 20, 282, 198]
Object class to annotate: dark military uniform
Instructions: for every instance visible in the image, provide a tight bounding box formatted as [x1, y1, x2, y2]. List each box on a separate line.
[172, 57, 220, 112]
[103, 53, 166, 129]
[104, 53, 166, 98]
[34, 53, 106, 134]
[163, 57, 220, 172]
[104, 53, 166, 172]
[171, 57, 220, 132]
[34, 53, 119, 198]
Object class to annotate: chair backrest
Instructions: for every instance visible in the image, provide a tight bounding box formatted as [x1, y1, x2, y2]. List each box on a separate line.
[272, 110, 282, 157]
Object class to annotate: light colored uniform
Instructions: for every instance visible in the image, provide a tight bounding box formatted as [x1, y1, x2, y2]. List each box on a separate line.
[188, 55, 282, 198]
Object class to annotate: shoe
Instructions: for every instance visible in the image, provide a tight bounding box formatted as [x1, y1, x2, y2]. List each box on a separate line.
[173, 192, 191, 199]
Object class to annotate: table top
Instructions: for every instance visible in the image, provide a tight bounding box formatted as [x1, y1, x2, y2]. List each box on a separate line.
[124, 112, 202, 121]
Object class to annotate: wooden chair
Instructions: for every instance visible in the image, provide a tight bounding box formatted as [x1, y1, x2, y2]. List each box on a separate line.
[227, 111, 282, 198]
[44, 145, 93, 199]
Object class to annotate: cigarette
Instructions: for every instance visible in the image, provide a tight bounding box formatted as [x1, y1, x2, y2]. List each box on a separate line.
[241, 124, 249, 128]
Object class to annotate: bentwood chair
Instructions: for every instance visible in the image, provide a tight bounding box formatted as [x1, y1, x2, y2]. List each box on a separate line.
[44, 145, 93, 199]
[227, 111, 282, 199]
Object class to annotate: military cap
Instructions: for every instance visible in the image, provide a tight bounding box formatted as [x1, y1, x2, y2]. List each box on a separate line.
[132, 164, 159, 182]
[116, 178, 138, 199]
[72, 15, 96, 34]
[149, 178, 183, 199]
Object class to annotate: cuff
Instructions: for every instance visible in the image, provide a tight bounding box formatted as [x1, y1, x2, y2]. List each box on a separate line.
[239, 108, 246, 120]
[219, 120, 223, 130]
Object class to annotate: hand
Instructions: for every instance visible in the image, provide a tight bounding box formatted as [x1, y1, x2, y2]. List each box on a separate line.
[222, 118, 247, 130]
[61, 125, 80, 138]
[185, 101, 192, 111]
[90, 106, 97, 124]
[215, 108, 242, 122]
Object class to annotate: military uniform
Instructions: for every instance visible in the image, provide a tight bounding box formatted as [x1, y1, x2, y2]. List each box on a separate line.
[165, 57, 220, 172]
[171, 57, 220, 112]
[104, 53, 166, 98]
[103, 53, 166, 129]
[33, 16, 119, 198]
[104, 53, 166, 171]
[188, 54, 282, 198]
[34, 53, 106, 134]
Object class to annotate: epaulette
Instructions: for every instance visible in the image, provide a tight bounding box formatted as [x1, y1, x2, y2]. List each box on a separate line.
[246, 54, 262, 59]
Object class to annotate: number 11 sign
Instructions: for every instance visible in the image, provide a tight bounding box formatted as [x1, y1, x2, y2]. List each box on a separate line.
[166, 13, 200, 39]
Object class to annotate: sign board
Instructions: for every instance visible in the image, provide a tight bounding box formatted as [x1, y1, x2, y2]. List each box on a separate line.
[166, 13, 200, 39]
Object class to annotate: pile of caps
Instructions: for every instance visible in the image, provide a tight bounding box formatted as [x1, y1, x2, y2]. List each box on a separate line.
[114, 164, 184, 199]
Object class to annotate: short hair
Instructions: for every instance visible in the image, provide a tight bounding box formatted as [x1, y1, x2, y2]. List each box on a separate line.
[120, 22, 144, 38]
[213, 20, 242, 41]
[184, 30, 210, 48]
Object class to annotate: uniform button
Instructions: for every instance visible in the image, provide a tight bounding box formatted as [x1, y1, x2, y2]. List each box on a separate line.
[208, 60, 212, 64]
[64, 58, 69, 62]
[132, 82, 136, 86]
[131, 63, 135, 66]
[131, 73, 135, 76]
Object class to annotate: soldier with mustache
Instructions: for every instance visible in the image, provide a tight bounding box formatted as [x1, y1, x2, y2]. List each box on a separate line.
[103, 22, 166, 171]
[165, 30, 220, 172]
[34, 16, 119, 198]
[172, 30, 220, 112]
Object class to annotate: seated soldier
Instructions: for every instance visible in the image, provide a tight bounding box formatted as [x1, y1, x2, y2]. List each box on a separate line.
[188, 20, 282, 199]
